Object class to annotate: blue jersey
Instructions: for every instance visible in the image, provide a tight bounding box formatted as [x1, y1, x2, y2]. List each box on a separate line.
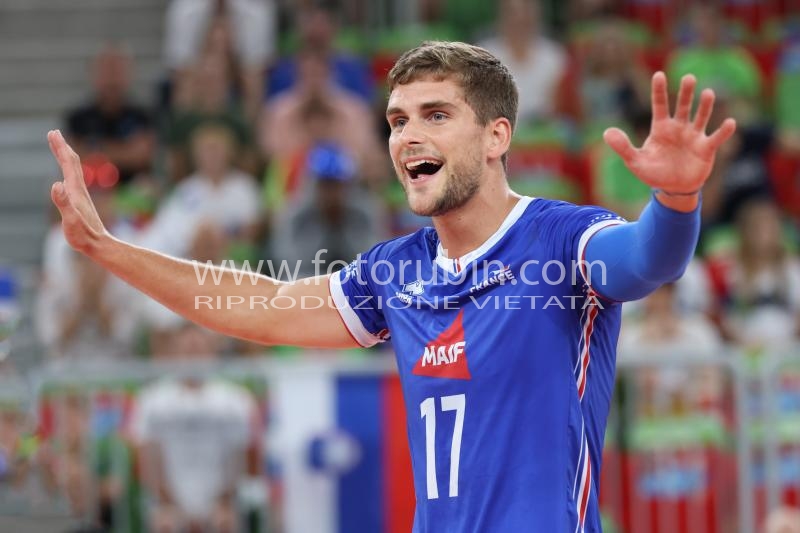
[329, 197, 626, 532]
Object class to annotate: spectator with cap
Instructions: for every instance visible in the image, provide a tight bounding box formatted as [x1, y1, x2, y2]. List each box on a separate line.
[65, 43, 155, 186]
[270, 143, 388, 278]
[259, 46, 388, 216]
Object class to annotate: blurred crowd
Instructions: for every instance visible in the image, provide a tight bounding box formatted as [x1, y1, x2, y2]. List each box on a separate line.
[33, 0, 800, 360]
[2, 0, 799, 531]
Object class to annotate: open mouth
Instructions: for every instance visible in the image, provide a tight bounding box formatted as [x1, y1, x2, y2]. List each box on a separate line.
[404, 159, 444, 181]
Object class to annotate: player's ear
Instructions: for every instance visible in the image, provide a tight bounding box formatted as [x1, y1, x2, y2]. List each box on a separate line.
[487, 117, 512, 163]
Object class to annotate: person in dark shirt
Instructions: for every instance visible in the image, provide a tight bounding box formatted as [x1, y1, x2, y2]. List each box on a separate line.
[65, 43, 156, 185]
[698, 92, 775, 228]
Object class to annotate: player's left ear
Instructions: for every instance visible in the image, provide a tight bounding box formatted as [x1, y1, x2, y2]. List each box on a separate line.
[486, 117, 512, 163]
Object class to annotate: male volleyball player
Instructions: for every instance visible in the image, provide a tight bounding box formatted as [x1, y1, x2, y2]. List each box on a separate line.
[48, 41, 735, 532]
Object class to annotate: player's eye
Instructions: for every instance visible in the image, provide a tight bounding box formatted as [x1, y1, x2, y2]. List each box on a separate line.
[430, 112, 447, 122]
[391, 117, 407, 129]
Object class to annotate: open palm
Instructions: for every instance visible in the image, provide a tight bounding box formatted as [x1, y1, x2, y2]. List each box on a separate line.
[47, 130, 108, 254]
[603, 72, 737, 194]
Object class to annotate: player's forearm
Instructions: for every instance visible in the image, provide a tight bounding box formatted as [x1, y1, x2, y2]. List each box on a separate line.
[89, 234, 283, 341]
[586, 193, 701, 301]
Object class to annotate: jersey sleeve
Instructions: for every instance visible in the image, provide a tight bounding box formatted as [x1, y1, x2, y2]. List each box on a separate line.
[535, 201, 627, 297]
[328, 246, 390, 348]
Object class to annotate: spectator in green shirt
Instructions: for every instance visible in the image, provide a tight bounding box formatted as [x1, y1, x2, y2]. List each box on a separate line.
[666, 4, 763, 124]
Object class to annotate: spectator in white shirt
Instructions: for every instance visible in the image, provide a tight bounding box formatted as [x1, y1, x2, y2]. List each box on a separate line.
[130, 334, 261, 533]
[479, 0, 569, 123]
[618, 282, 725, 416]
[142, 122, 262, 259]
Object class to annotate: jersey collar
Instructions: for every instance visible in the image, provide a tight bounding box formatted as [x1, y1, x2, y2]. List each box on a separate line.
[434, 196, 534, 274]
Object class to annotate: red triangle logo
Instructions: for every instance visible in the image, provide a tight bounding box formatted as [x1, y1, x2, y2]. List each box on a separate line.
[412, 310, 471, 380]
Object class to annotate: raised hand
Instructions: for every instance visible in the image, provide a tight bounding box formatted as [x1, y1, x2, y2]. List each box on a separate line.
[603, 72, 737, 196]
[48, 130, 109, 254]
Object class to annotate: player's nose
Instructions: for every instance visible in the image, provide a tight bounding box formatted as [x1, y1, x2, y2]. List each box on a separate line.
[398, 119, 426, 146]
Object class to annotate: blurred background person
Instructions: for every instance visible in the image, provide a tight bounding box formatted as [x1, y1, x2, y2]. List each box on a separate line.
[265, 2, 373, 104]
[0, 406, 38, 512]
[36, 393, 127, 533]
[38, 253, 134, 361]
[129, 325, 261, 533]
[618, 282, 725, 417]
[165, 0, 276, 124]
[666, 3, 763, 125]
[260, 47, 385, 195]
[270, 143, 388, 278]
[479, 0, 569, 124]
[708, 197, 800, 351]
[165, 52, 259, 183]
[64, 43, 156, 186]
[49, 395, 93, 531]
[0, 270, 20, 368]
[697, 89, 775, 229]
[37, 184, 139, 361]
[142, 221, 231, 356]
[575, 18, 650, 142]
[142, 122, 263, 261]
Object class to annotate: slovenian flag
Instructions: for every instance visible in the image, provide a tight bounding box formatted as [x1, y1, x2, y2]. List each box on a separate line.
[268, 361, 415, 533]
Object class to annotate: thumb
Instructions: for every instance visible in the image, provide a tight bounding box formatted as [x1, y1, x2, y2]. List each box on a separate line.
[603, 127, 638, 164]
[51, 181, 70, 210]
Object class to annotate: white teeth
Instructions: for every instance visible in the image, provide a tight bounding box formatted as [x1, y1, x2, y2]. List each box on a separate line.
[404, 159, 441, 171]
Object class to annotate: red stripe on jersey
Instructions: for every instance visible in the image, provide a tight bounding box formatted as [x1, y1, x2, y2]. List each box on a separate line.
[576, 304, 599, 400]
[578, 449, 593, 530]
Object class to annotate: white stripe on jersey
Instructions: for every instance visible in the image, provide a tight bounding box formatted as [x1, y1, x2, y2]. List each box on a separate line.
[329, 272, 382, 347]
